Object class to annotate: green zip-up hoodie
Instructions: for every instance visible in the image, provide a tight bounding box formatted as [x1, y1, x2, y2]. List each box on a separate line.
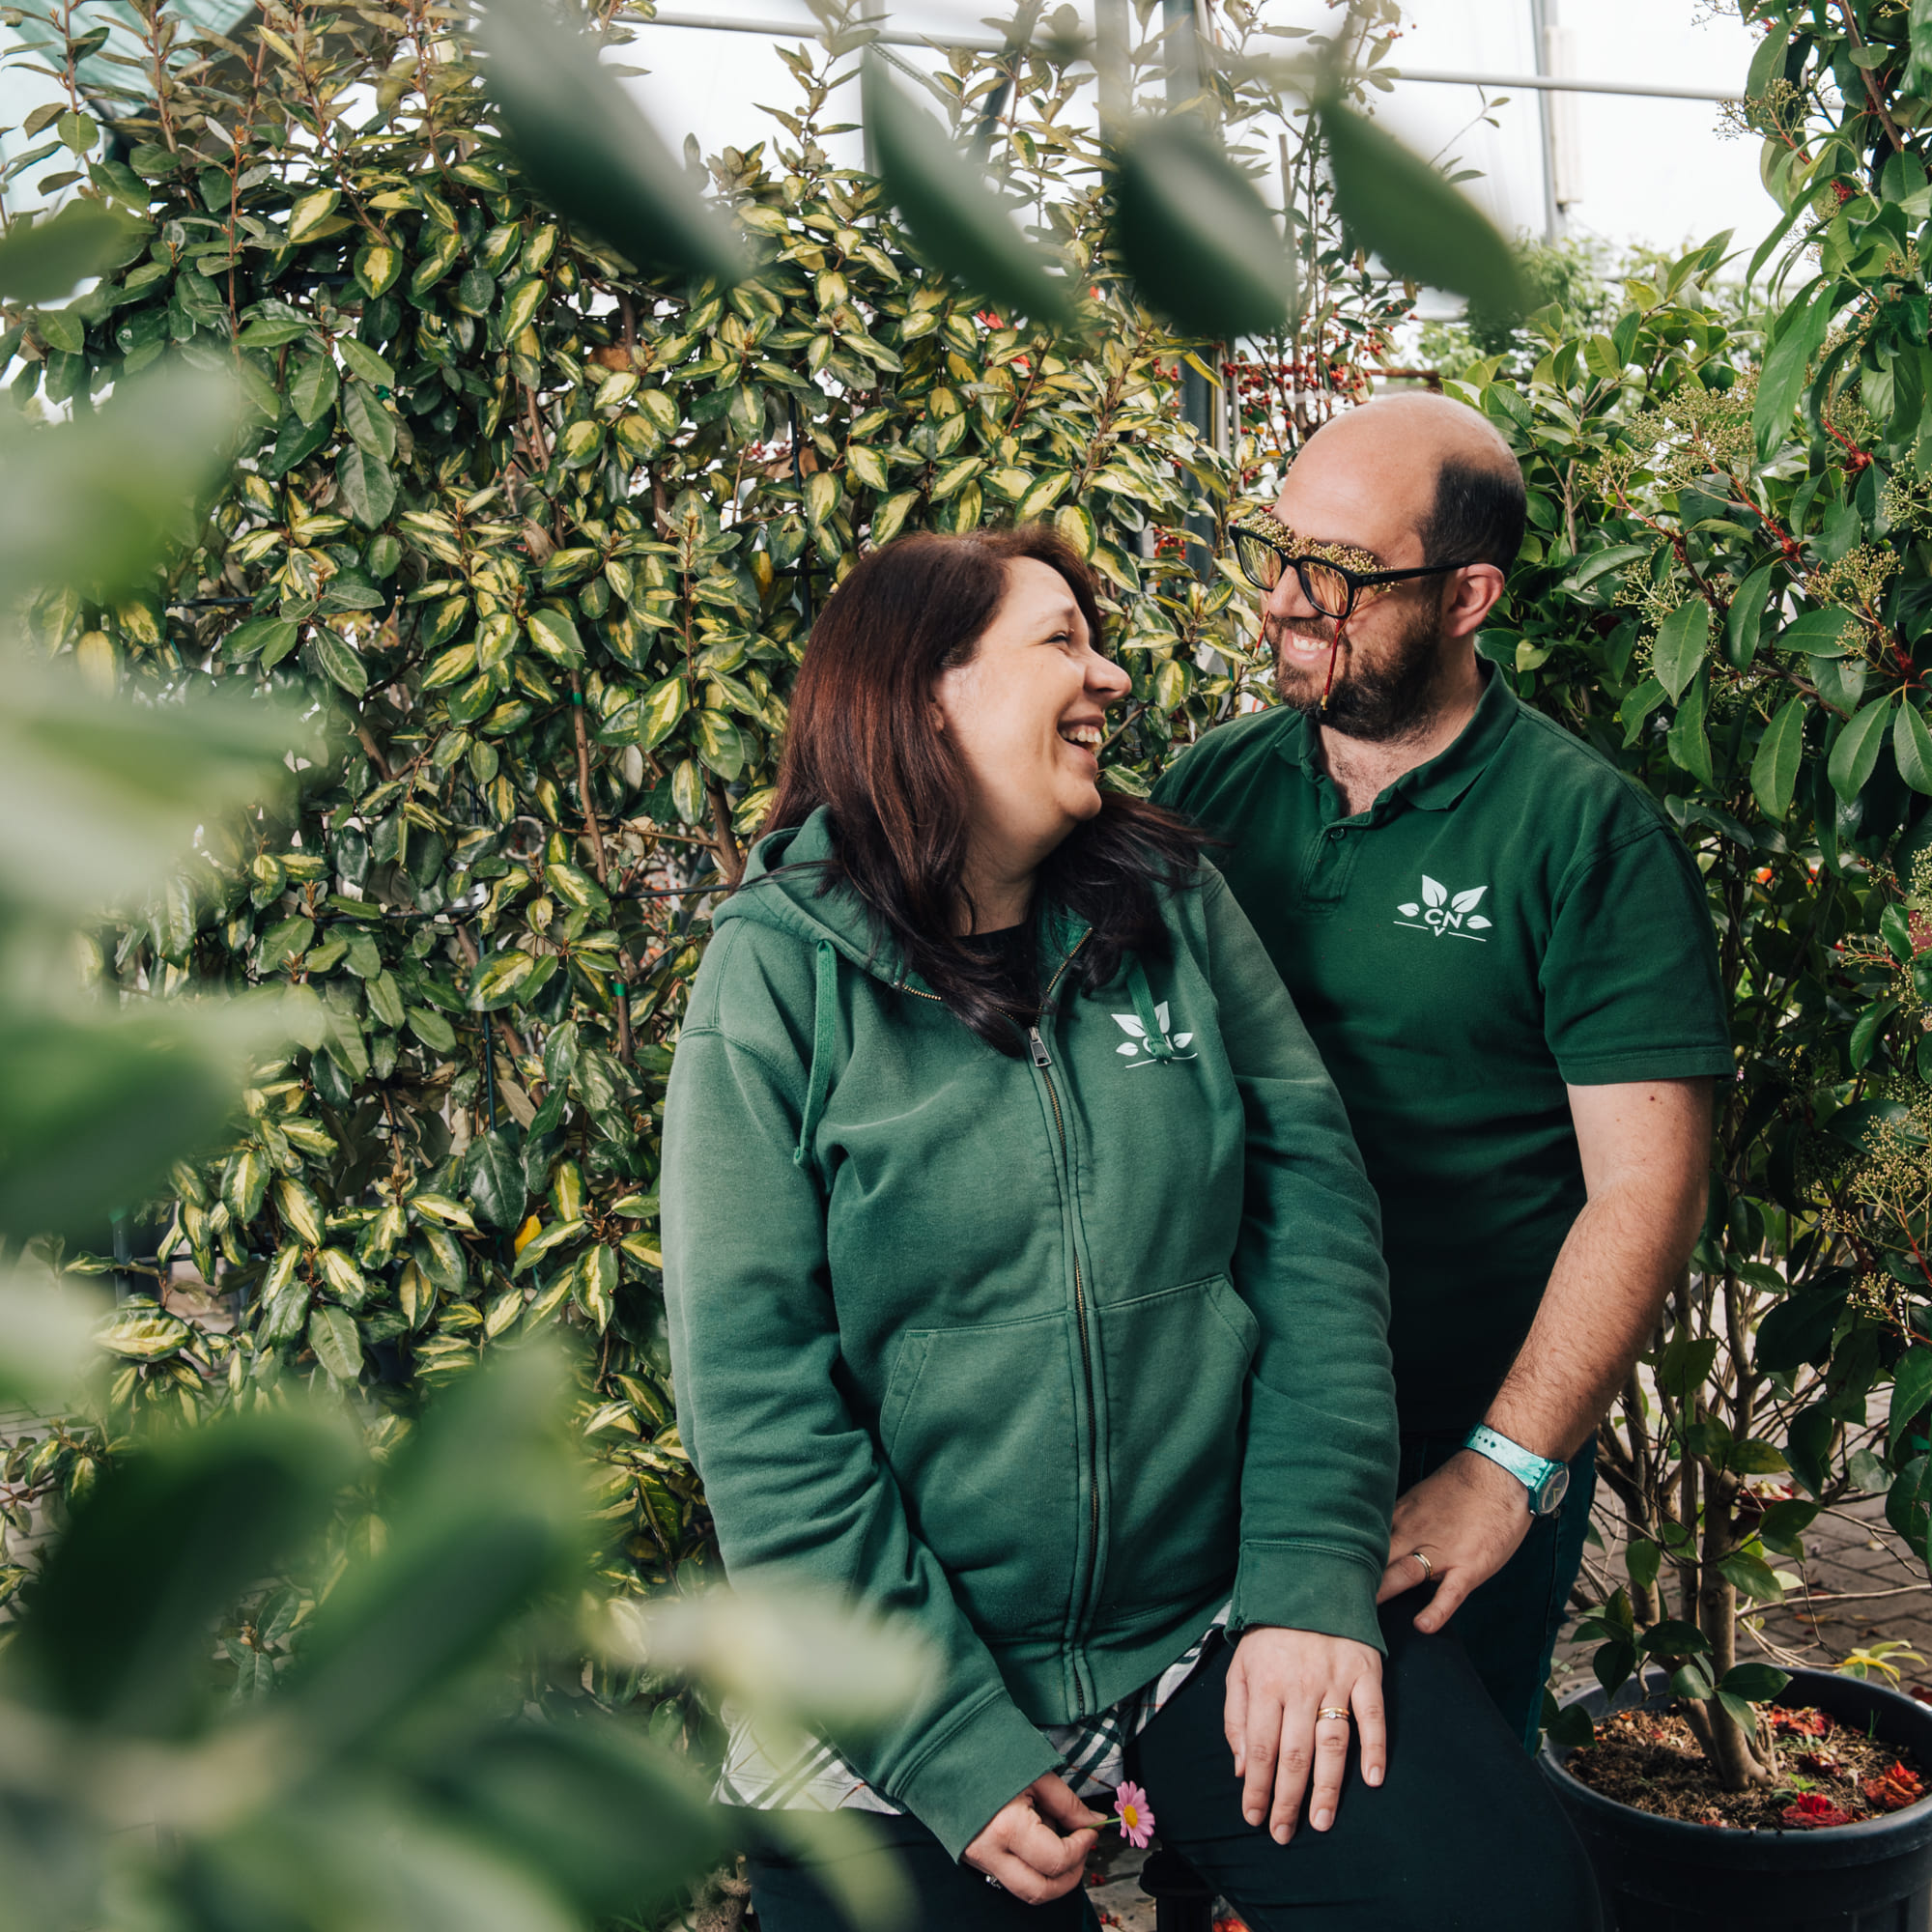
[663, 807, 1395, 1860]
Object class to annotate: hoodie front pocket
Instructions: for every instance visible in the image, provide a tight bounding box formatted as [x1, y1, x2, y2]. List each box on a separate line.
[877, 1308, 1083, 1636]
[1094, 1273, 1257, 1615]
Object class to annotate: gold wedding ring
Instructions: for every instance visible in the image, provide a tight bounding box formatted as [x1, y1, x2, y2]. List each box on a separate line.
[1317, 1706, 1351, 1723]
[1409, 1548, 1435, 1581]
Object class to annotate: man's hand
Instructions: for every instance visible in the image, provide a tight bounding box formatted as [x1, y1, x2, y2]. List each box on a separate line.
[962, 1774, 1106, 1903]
[1223, 1627, 1384, 1844]
[1376, 1448, 1530, 1632]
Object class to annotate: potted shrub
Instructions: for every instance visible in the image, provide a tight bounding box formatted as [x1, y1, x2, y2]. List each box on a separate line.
[1456, 5, 1932, 1921]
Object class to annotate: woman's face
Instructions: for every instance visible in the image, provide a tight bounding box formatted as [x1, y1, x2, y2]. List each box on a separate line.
[930, 557, 1132, 878]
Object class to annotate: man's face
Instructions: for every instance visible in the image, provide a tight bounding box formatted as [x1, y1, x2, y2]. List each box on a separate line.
[1260, 436, 1448, 742]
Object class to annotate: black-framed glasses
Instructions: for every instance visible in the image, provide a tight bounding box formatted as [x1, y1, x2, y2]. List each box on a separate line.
[1230, 512, 1478, 622]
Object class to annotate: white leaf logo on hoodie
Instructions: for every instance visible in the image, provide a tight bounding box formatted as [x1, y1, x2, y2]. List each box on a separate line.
[1111, 1002, 1197, 1067]
[1394, 876, 1492, 942]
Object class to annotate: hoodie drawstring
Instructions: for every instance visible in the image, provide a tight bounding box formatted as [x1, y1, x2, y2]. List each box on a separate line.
[1124, 956, 1175, 1062]
[794, 939, 838, 1167]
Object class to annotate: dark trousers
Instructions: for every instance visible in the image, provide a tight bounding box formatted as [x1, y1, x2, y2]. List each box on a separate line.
[739, 1599, 1603, 1932]
[1397, 1435, 1600, 1751]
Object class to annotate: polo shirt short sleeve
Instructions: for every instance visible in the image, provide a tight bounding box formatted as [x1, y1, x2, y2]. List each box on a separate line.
[1154, 668, 1730, 1435]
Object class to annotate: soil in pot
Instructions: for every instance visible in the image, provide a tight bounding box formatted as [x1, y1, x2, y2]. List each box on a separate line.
[1565, 1699, 1926, 1831]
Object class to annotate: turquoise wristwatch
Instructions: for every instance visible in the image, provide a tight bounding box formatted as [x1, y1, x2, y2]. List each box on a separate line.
[1463, 1425, 1570, 1517]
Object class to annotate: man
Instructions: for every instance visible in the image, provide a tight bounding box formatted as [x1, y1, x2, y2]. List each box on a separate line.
[1154, 392, 1729, 1749]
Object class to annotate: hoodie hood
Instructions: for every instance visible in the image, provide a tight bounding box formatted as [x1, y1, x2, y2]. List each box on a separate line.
[714, 805, 913, 990]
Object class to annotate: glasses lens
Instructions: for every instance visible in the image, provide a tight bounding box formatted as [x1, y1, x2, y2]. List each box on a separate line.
[1233, 529, 1282, 591]
[1300, 558, 1353, 618]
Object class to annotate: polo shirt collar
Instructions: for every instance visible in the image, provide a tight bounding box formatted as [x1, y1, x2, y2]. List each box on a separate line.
[1273, 663, 1519, 816]
[1394, 665, 1519, 812]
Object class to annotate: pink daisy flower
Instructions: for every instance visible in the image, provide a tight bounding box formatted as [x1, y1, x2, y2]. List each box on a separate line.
[1114, 1780, 1155, 1849]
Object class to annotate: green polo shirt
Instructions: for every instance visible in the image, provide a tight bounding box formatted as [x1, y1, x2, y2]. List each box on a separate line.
[1155, 668, 1730, 1435]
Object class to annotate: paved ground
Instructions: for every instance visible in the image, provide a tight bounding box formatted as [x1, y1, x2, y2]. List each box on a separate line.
[1551, 1487, 1932, 1703]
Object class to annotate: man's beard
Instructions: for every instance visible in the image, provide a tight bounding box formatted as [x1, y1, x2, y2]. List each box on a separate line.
[1269, 604, 1445, 741]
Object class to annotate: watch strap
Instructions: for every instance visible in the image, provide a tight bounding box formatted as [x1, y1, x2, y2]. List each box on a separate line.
[1463, 1424, 1564, 1498]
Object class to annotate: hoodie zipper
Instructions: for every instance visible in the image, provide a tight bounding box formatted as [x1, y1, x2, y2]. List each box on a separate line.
[1023, 939, 1102, 1695]
[905, 936, 1101, 1701]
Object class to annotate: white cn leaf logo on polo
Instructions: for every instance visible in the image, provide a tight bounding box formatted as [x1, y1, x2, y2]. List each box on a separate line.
[1112, 1002, 1197, 1067]
[1394, 875, 1493, 943]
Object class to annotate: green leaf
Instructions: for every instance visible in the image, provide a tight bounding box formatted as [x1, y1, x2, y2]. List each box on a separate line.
[1755, 276, 1838, 458]
[694, 708, 749, 781]
[1829, 693, 1896, 801]
[862, 52, 1069, 326]
[526, 607, 585, 669]
[1652, 599, 1711, 702]
[478, 0, 747, 284]
[310, 627, 366, 696]
[286, 187, 341, 244]
[464, 1126, 528, 1232]
[1850, 996, 1898, 1070]
[407, 1004, 457, 1053]
[1897, 702, 1932, 795]
[512, 1215, 585, 1276]
[1670, 1656, 1718, 1699]
[1724, 560, 1777, 669]
[1714, 1548, 1785, 1603]
[1889, 1345, 1932, 1449]
[288, 350, 340, 427]
[0, 201, 140, 305]
[335, 442, 396, 529]
[1719, 1662, 1791, 1703]
[1574, 541, 1651, 589]
[471, 949, 537, 1010]
[342, 381, 398, 462]
[1637, 1618, 1712, 1656]
[337, 337, 395, 387]
[1319, 96, 1522, 314]
[1778, 607, 1860, 657]
[306, 1300, 362, 1381]
[1883, 902, 1917, 961]
[1113, 117, 1295, 337]
[631, 674, 688, 752]
[1757, 1497, 1819, 1557]
[1750, 695, 1806, 819]
[1665, 668, 1714, 785]
[223, 615, 298, 664]
[869, 489, 921, 546]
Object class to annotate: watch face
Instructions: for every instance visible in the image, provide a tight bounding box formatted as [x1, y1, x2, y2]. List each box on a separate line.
[1533, 1464, 1571, 1516]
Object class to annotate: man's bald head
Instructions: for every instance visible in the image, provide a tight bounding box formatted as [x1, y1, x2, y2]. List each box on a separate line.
[1284, 392, 1526, 573]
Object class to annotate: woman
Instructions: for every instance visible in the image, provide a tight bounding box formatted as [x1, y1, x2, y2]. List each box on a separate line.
[663, 527, 1599, 1930]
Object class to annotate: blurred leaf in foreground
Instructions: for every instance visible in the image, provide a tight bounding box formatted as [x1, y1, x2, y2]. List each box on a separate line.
[476, 0, 747, 285]
[0, 363, 244, 604]
[612, 1580, 931, 1737]
[863, 50, 1072, 327]
[0, 200, 145, 306]
[0, 1346, 732, 1932]
[1319, 95, 1523, 314]
[1112, 116, 1296, 338]
[0, 995, 296, 1241]
[0, 650, 308, 920]
[0, 1270, 98, 1406]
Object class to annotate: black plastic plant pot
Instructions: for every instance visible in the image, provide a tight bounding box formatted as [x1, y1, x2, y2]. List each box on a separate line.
[1539, 1667, 1932, 1932]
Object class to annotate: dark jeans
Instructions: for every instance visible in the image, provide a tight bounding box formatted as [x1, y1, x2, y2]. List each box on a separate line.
[1397, 1435, 1599, 1751]
[738, 1601, 1603, 1932]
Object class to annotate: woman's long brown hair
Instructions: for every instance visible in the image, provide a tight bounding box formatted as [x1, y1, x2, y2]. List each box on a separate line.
[759, 525, 1207, 1053]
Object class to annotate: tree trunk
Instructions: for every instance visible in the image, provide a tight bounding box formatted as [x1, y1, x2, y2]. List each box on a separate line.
[1697, 1487, 1779, 1790]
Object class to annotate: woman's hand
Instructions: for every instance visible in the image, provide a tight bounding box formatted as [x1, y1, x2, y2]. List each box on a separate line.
[1224, 1627, 1385, 1842]
[962, 1774, 1108, 1902]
